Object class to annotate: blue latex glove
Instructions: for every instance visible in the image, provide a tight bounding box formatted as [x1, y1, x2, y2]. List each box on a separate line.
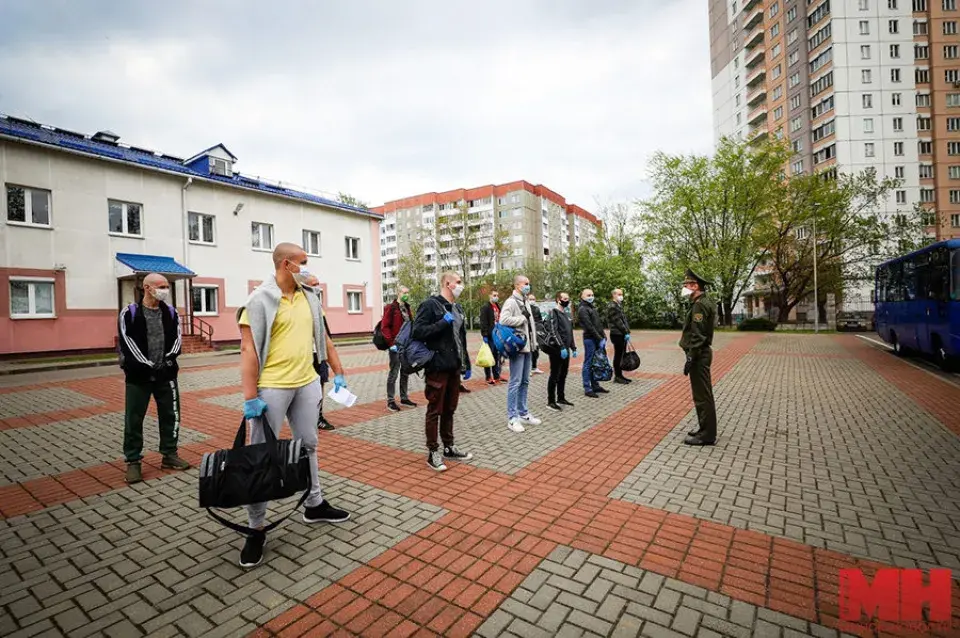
[243, 398, 268, 419]
[560, 348, 568, 360]
[572, 350, 579, 358]
[482, 337, 488, 344]
[599, 339, 607, 350]
[443, 311, 455, 323]
[334, 374, 347, 392]
[463, 370, 472, 380]
[389, 345, 398, 352]
[625, 334, 631, 343]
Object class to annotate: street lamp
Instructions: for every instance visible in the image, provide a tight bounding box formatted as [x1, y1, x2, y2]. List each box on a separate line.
[812, 205, 819, 334]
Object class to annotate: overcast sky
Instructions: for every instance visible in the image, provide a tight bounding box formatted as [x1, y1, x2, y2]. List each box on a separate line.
[0, 0, 713, 212]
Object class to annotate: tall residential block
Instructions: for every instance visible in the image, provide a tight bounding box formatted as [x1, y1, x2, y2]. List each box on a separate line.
[372, 181, 601, 301]
[710, 0, 960, 242]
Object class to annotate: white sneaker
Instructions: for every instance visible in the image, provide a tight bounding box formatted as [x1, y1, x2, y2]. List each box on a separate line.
[520, 413, 542, 426]
[508, 418, 525, 433]
[532, 368, 543, 375]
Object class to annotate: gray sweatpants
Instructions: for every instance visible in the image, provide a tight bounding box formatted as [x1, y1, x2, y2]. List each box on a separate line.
[245, 378, 323, 528]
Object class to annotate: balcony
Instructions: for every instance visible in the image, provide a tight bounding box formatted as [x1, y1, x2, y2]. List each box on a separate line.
[743, 6, 763, 30]
[742, 0, 761, 10]
[748, 127, 769, 144]
[746, 65, 766, 87]
[746, 83, 767, 107]
[745, 45, 765, 69]
[747, 105, 768, 126]
[745, 24, 764, 50]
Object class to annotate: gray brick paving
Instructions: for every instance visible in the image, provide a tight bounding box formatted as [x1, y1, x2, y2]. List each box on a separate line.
[750, 334, 850, 355]
[0, 388, 103, 419]
[610, 353, 960, 574]
[474, 546, 842, 638]
[339, 374, 664, 474]
[0, 414, 208, 486]
[0, 470, 444, 637]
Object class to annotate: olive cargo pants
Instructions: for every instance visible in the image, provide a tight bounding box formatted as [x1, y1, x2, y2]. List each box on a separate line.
[688, 348, 717, 440]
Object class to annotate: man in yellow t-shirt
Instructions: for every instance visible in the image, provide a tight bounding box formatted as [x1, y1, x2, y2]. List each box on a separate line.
[235, 242, 349, 569]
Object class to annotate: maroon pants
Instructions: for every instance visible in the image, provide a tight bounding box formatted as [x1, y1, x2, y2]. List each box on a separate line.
[424, 369, 461, 451]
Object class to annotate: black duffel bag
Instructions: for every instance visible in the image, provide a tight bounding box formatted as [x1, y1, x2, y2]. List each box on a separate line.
[621, 342, 641, 372]
[199, 417, 312, 535]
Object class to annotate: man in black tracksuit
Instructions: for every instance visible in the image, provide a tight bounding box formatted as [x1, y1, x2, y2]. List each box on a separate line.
[577, 289, 608, 397]
[412, 272, 473, 472]
[117, 273, 192, 484]
[606, 288, 632, 384]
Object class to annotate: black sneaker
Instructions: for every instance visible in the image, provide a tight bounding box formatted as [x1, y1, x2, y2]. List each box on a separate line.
[318, 415, 335, 431]
[428, 450, 447, 471]
[239, 533, 265, 568]
[400, 398, 418, 407]
[614, 377, 630, 385]
[547, 402, 562, 411]
[443, 446, 473, 461]
[459, 385, 472, 393]
[387, 401, 401, 412]
[595, 386, 609, 394]
[585, 391, 599, 398]
[303, 500, 351, 523]
[558, 399, 575, 407]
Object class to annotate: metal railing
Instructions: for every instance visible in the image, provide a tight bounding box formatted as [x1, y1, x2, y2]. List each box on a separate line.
[179, 314, 215, 348]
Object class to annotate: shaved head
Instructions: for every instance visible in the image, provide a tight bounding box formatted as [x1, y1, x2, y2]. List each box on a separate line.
[143, 273, 168, 288]
[273, 242, 306, 268]
[441, 272, 460, 286]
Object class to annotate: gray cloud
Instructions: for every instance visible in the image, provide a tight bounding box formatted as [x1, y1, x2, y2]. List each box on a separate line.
[0, 0, 712, 209]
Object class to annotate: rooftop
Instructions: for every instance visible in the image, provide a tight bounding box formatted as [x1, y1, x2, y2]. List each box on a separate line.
[0, 114, 380, 220]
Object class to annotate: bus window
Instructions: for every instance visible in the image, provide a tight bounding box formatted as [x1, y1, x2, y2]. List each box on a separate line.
[928, 247, 950, 302]
[903, 259, 917, 300]
[888, 262, 903, 302]
[952, 249, 960, 301]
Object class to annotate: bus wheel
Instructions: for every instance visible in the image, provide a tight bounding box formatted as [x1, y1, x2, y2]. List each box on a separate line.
[891, 332, 905, 356]
[933, 338, 954, 372]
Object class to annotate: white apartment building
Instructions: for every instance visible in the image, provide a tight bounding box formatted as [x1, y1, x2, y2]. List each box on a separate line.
[0, 115, 382, 356]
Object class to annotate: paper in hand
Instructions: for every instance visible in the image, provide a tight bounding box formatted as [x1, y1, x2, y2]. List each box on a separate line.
[327, 386, 358, 407]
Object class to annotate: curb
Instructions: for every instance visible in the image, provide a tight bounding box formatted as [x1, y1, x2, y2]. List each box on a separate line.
[0, 349, 239, 377]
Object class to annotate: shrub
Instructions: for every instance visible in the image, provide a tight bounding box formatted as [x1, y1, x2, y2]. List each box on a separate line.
[737, 317, 777, 331]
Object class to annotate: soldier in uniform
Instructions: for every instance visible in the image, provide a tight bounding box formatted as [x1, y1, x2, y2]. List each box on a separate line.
[679, 268, 717, 446]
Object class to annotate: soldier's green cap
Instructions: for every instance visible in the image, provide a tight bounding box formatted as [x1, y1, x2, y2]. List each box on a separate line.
[684, 268, 712, 288]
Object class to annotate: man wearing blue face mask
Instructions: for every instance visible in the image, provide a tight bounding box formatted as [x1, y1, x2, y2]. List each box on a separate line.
[578, 289, 608, 398]
[235, 242, 350, 568]
[499, 275, 542, 433]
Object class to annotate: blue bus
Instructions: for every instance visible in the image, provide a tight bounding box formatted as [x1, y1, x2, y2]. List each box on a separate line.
[874, 239, 960, 370]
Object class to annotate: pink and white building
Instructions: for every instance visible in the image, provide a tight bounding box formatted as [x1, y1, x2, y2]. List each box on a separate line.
[0, 115, 382, 356]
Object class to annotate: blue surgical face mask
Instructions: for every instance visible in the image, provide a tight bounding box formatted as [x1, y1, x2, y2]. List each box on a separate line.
[585, 296, 594, 304]
[521, 285, 531, 295]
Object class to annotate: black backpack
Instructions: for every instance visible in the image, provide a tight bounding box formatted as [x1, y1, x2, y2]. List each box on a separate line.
[537, 312, 564, 356]
[372, 320, 389, 350]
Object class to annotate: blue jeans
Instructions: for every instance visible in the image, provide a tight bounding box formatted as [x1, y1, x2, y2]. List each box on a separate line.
[507, 352, 532, 419]
[582, 337, 601, 392]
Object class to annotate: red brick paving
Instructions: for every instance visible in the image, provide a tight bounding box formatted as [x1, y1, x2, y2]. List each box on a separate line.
[3, 333, 957, 638]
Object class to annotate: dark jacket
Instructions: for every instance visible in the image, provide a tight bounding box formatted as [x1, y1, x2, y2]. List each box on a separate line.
[381, 299, 411, 346]
[411, 295, 471, 374]
[530, 303, 544, 327]
[577, 300, 605, 342]
[118, 301, 181, 383]
[479, 301, 500, 338]
[606, 301, 630, 336]
[551, 308, 576, 350]
[679, 294, 717, 358]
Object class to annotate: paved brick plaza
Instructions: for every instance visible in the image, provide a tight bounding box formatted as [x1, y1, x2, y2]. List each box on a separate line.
[1, 331, 958, 637]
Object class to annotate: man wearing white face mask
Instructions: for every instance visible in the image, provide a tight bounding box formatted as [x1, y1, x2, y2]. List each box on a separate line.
[118, 273, 191, 484]
[679, 268, 718, 446]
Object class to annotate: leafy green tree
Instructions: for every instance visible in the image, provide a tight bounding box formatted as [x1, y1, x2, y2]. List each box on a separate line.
[336, 192, 370, 209]
[639, 138, 792, 325]
[393, 238, 434, 307]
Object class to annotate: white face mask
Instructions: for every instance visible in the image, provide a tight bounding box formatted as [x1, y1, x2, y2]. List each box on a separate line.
[681, 287, 694, 298]
[452, 284, 464, 299]
[616, 295, 624, 303]
[292, 263, 312, 285]
[152, 287, 171, 303]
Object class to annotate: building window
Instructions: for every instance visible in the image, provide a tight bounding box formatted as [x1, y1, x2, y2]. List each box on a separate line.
[789, 71, 800, 88]
[896, 166, 905, 179]
[921, 188, 936, 203]
[788, 29, 798, 45]
[890, 44, 901, 59]
[108, 200, 142, 236]
[946, 21, 958, 35]
[860, 0, 869, 8]
[188, 212, 215, 244]
[952, 214, 960, 227]
[891, 69, 901, 83]
[915, 0, 928, 10]
[916, 45, 930, 60]
[892, 93, 901, 106]
[919, 94, 932, 108]
[774, 106, 784, 120]
[347, 291, 363, 314]
[949, 93, 960, 107]
[889, 20, 899, 34]
[772, 43, 783, 58]
[918, 116, 932, 131]
[345, 236, 360, 260]
[915, 20, 929, 36]
[863, 94, 873, 109]
[861, 45, 871, 59]
[251, 221, 274, 250]
[950, 191, 960, 204]
[790, 94, 802, 110]
[792, 160, 804, 174]
[787, 6, 797, 21]
[793, 139, 803, 152]
[772, 64, 782, 79]
[771, 23, 780, 38]
[791, 116, 803, 132]
[921, 165, 935, 178]
[788, 50, 799, 66]
[770, 1, 779, 17]
[950, 166, 960, 179]
[896, 190, 907, 204]
[303, 230, 321, 256]
[736, 94, 741, 106]
[862, 69, 872, 83]
[889, 0, 898, 6]
[191, 285, 218, 316]
[864, 118, 875, 133]
[865, 143, 876, 157]
[917, 69, 931, 83]
[947, 46, 959, 60]
[949, 117, 960, 131]
[946, 69, 960, 83]
[895, 141, 905, 156]
[893, 117, 903, 131]
[860, 21, 870, 35]
[947, 0, 958, 10]
[9, 279, 55, 319]
[5, 184, 51, 227]
[920, 140, 933, 154]
[773, 85, 783, 100]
